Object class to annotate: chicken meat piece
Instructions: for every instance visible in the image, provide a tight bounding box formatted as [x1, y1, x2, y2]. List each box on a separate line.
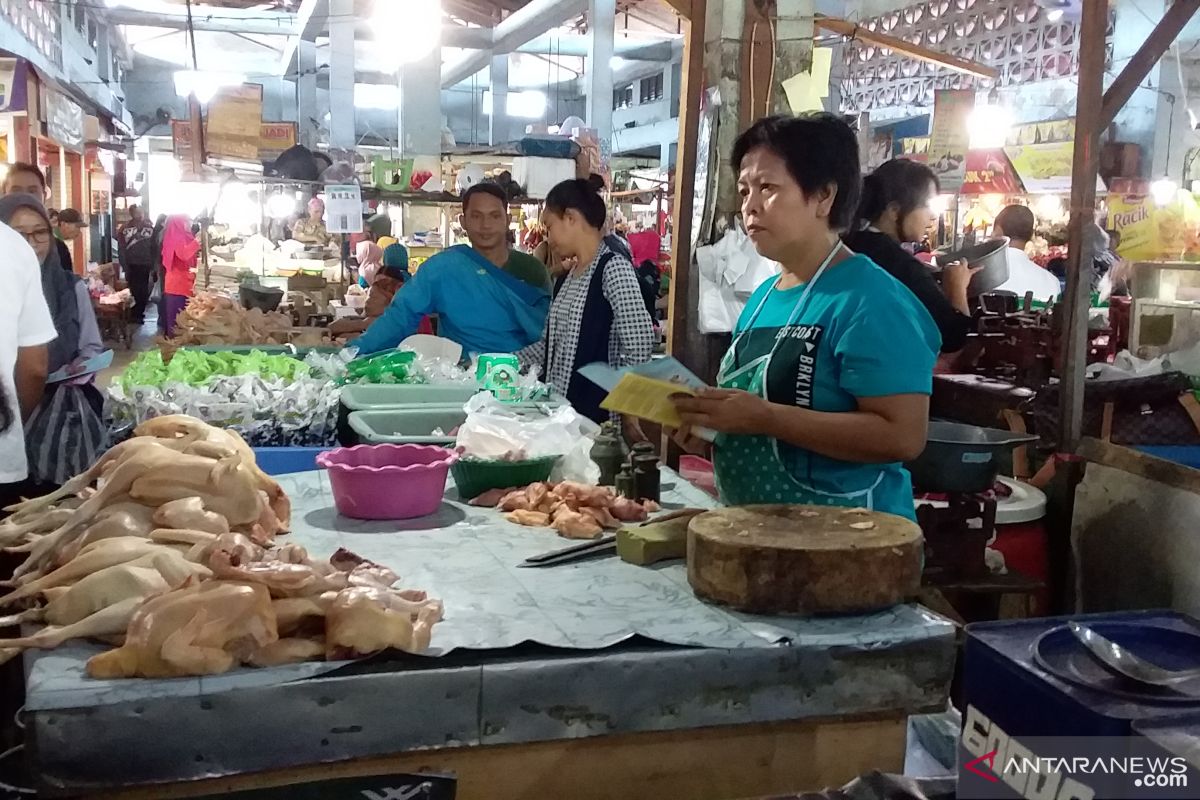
[608, 497, 650, 523]
[153, 498, 230, 536]
[467, 487, 513, 507]
[246, 637, 326, 667]
[86, 581, 278, 679]
[551, 509, 604, 540]
[580, 506, 622, 530]
[3, 539, 185, 605]
[325, 586, 443, 658]
[128, 455, 263, 528]
[506, 510, 551, 527]
[525, 482, 551, 509]
[0, 561, 173, 629]
[497, 490, 532, 512]
[555, 482, 616, 508]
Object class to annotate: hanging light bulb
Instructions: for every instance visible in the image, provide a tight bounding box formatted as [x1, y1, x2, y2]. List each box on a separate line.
[374, 0, 441, 68]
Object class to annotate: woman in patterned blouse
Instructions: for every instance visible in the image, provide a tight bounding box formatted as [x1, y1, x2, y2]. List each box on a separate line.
[518, 175, 656, 424]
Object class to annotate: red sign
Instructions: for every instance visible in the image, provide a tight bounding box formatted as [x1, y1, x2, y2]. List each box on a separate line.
[960, 149, 1024, 195]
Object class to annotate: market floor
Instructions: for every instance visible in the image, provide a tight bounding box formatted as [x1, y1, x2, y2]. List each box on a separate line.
[97, 309, 160, 388]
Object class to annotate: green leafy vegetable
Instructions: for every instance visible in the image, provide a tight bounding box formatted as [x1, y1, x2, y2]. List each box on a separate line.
[119, 349, 311, 391]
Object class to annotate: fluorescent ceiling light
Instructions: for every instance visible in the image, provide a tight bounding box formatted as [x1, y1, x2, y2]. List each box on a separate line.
[354, 83, 398, 110]
[483, 90, 547, 119]
[374, 0, 441, 67]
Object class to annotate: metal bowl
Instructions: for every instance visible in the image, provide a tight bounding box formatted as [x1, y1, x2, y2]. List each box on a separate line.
[906, 420, 1038, 494]
[935, 237, 1011, 297]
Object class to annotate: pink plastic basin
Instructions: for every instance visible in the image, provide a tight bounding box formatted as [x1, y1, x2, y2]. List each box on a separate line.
[317, 444, 459, 520]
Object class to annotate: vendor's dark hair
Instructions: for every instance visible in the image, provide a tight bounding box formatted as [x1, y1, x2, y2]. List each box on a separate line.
[4, 162, 46, 190]
[462, 182, 508, 211]
[545, 174, 607, 229]
[731, 113, 861, 232]
[995, 204, 1035, 243]
[856, 159, 938, 229]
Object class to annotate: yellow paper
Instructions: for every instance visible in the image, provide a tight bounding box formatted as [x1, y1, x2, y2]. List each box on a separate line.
[782, 72, 824, 114]
[811, 48, 832, 98]
[600, 374, 694, 428]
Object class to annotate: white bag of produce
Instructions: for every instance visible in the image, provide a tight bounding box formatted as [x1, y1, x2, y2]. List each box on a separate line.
[456, 393, 601, 484]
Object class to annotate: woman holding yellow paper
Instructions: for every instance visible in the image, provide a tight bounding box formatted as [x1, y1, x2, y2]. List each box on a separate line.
[518, 176, 656, 424]
[673, 114, 939, 520]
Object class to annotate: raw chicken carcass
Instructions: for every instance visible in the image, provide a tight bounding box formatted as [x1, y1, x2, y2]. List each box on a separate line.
[208, 549, 344, 598]
[497, 490, 532, 512]
[0, 597, 145, 662]
[128, 455, 263, 528]
[86, 581, 278, 679]
[551, 509, 604, 540]
[608, 497, 650, 523]
[325, 586, 444, 658]
[49, 510, 159, 566]
[153, 498, 230, 536]
[581, 506, 621, 530]
[3, 539, 185, 605]
[0, 563, 170, 629]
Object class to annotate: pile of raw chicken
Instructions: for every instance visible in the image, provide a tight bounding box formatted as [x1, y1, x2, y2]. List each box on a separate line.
[0, 416, 442, 678]
[470, 482, 659, 540]
[166, 292, 293, 347]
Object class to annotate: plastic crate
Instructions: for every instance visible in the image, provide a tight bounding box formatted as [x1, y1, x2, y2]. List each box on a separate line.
[348, 408, 468, 446]
[340, 383, 481, 411]
[252, 447, 330, 476]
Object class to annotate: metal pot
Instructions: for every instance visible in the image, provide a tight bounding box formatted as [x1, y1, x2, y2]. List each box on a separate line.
[934, 237, 1011, 297]
[906, 421, 1038, 494]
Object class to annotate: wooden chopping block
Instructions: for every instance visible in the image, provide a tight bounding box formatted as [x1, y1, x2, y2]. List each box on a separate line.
[687, 505, 923, 615]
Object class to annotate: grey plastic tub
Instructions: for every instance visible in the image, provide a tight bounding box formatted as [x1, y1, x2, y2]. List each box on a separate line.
[348, 408, 469, 446]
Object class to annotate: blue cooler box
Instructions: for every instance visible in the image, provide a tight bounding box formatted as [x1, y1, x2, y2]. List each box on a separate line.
[962, 610, 1200, 739]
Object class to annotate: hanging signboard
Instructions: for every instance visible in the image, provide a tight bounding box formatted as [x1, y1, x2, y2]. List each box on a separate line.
[928, 90, 973, 192]
[259, 122, 297, 161]
[1006, 118, 1075, 147]
[1005, 142, 1076, 193]
[1108, 192, 1200, 261]
[206, 83, 264, 161]
[0, 58, 26, 112]
[44, 87, 85, 152]
[960, 149, 1024, 195]
[324, 184, 364, 234]
[899, 136, 929, 163]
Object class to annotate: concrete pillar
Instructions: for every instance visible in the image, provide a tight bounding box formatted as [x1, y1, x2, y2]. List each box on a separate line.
[586, 0, 616, 156]
[660, 139, 676, 169]
[297, 40, 319, 149]
[770, 0, 814, 116]
[327, 0, 356, 150]
[398, 46, 443, 157]
[1111, 0, 1168, 178]
[489, 54, 510, 145]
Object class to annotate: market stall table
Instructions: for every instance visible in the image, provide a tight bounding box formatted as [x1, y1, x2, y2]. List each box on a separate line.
[23, 469, 955, 800]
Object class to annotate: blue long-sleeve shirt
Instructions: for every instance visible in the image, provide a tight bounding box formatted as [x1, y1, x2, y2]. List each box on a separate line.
[353, 246, 550, 356]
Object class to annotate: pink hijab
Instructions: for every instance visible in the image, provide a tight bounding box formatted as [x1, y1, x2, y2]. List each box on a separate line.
[161, 215, 200, 270]
[356, 241, 383, 283]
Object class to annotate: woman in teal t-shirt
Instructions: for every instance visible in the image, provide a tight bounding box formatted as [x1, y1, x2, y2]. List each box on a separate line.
[673, 114, 940, 520]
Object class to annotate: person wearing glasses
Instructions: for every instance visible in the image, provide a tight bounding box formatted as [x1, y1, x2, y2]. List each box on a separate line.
[0, 194, 105, 490]
[3, 162, 75, 273]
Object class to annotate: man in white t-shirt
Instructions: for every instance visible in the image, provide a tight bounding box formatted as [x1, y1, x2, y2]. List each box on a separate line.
[0, 221, 57, 507]
[992, 204, 1062, 303]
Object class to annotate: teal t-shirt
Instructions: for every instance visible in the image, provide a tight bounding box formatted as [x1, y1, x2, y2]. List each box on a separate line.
[724, 253, 941, 520]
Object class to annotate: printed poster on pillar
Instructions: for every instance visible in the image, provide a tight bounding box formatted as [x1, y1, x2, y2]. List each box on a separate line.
[928, 90, 973, 193]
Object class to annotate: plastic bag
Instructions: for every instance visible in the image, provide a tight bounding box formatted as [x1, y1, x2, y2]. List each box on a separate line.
[455, 393, 600, 483]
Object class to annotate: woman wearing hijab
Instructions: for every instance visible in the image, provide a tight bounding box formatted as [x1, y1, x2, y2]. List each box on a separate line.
[356, 240, 383, 288]
[365, 243, 417, 322]
[0, 194, 106, 488]
[160, 215, 200, 337]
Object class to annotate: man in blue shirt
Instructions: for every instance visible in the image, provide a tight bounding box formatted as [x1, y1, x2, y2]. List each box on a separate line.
[352, 184, 551, 356]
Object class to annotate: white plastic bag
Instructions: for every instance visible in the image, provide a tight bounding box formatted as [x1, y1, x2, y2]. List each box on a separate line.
[455, 393, 600, 484]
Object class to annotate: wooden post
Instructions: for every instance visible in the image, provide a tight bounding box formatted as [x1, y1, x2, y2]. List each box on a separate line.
[1098, 0, 1200, 130]
[665, 0, 705, 362]
[1058, 0, 1107, 451]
